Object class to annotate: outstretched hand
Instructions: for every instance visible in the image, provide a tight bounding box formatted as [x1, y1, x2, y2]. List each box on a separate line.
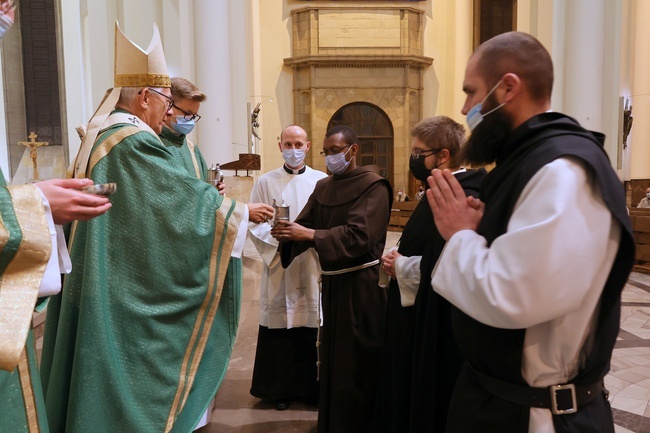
[216, 181, 226, 196]
[426, 169, 484, 240]
[247, 203, 274, 224]
[35, 178, 112, 224]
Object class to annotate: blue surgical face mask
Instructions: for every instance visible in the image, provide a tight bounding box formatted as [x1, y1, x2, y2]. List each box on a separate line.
[172, 116, 196, 135]
[282, 149, 306, 168]
[466, 79, 506, 132]
[325, 146, 352, 175]
[0, 15, 13, 40]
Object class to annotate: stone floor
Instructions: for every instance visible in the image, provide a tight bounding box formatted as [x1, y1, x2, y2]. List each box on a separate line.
[609, 271, 650, 433]
[35, 231, 650, 432]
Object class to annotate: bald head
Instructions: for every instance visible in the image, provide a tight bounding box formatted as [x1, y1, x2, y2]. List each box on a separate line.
[280, 125, 308, 143]
[473, 31, 553, 103]
[278, 125, 311, 170]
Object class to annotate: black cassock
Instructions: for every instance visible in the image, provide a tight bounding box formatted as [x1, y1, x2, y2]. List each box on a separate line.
[377, 168, 485, 433]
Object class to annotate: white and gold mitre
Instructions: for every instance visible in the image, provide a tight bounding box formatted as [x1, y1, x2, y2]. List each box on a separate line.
[114, 21, 170, 88]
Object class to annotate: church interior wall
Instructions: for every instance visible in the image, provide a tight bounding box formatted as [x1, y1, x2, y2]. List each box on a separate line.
[253, 0, 293, 175]
[629, 0, 650, 182]
[422, 0, 471, 124]
[58, 0, 256, 169]
[279, 3, 435, 192]
[1, 6, 26, 178]
[0, 0, 647, 196]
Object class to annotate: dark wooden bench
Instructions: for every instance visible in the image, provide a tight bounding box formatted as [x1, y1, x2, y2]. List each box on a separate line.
[389, 200, 418, 232]
[630, 208, 650, 273]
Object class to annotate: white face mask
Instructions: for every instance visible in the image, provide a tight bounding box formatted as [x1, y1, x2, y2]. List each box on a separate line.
[646, 193, 650, 199]
[172, 116, 196, 135]
[325, 146, 352, 175]
[282, 149, 306, 168]
[466, 79, 506, 132]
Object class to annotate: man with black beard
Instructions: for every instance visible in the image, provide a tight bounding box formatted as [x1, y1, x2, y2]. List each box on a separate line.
[426, 32, 634, 433]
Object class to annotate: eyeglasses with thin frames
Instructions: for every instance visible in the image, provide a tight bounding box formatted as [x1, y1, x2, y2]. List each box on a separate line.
[0, 1, 15, 15]
[139, 88, 174, 110]
[172, 104, 201, 123]
[320, 145, 351, 157]
[410, 148, 441, 159]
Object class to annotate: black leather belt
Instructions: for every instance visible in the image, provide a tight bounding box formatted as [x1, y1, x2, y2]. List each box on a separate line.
[468, 365, 605, 415]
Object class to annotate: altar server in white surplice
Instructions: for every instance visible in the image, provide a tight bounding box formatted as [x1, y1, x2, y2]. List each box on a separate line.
[249, 125, 327, 410]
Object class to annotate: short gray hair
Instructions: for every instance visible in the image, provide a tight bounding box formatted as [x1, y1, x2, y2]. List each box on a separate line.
[117, 87, 165, 106]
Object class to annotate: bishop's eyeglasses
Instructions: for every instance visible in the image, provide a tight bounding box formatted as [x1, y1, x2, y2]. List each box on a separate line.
[139, 88, 175, 110]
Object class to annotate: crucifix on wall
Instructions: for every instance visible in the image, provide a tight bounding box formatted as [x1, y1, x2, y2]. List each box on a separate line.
[19, 132, 48, 180]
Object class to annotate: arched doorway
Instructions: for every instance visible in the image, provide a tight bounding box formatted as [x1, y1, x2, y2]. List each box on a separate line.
[328, 102, 394, 185]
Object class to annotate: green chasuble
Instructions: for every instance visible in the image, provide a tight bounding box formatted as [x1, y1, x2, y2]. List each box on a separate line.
[159, 126, 208, 181]
[40, 112, 245, 433]
[159, 125, 244, 426]
[0, 173, 52, 433]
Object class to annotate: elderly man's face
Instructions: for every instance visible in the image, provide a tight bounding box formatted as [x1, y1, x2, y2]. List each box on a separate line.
[145, 87, 173, 134]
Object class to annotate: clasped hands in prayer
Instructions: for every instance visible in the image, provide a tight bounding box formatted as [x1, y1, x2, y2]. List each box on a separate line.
[381, 249, 400, 279]
[426, 169, 484, 241]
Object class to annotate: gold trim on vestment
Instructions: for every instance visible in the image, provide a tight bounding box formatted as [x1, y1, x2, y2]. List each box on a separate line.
[88, 126, 142, 175]
[186, 140, 201, 179]
[68, 126, 142, 253]
[180, 201, 245, 410]
[114, 74, 171, 88]
[0, 185, 50, 372]
[71, 87, 122, 179]
[67, 220, 79, 258]
[164, 198, 245, 432]
[18, 344, 40, 433]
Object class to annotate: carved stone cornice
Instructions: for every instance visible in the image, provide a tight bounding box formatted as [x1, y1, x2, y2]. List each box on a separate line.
[284, 54, 433, 70]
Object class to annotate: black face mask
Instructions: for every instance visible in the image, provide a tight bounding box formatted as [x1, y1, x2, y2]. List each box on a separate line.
[409, 155, 434, 181]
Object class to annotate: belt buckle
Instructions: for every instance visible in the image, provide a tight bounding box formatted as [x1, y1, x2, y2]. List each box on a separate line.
[549, 383, 577, 415]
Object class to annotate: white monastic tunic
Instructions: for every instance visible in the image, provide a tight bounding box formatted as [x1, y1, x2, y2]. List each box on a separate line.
[431, 158, 621, 433]
[35, 188, 71, 297]
[249, 166, 327, 329]
[389, 169, 468, 307]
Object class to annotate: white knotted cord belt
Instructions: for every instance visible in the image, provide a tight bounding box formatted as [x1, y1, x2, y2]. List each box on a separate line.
[315, 259, 381, 380]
